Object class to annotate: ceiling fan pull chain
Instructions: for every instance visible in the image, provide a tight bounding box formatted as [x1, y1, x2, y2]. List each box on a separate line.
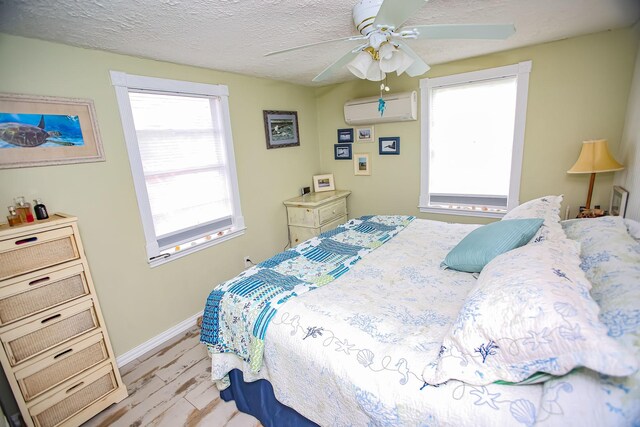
[378, 78, 390, 116]
[378, 97, 386, 116]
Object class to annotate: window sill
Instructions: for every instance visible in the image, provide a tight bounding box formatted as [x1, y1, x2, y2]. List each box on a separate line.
[418, 205, 506, 219]
[149, 226, 246, 268]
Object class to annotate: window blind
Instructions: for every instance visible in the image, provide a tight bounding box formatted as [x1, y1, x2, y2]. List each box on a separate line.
[128, 91, 233, 249]
[428, 76, 517, 211]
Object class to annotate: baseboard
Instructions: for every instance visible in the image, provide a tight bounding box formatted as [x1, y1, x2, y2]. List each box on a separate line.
[115, 310, 203, 367]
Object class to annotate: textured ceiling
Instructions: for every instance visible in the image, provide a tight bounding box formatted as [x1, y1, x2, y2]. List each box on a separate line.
[0, 0, 638, 86]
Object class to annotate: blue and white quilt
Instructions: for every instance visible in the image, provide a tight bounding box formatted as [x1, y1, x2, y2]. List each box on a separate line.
[205, 217, 640, 426]
[201, 215, 414, 372]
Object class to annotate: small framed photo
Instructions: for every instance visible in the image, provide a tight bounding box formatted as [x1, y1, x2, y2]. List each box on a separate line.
[313, 173, 335, 192]
[610, 185, 629, 217]
[353, 153, 371, 176]
[379, 137, 400, 155]
[355, 126, 374, 143]
[334, 143, 352, 160]
[264, 110, 300, 149]
[337, 128, 354, 143]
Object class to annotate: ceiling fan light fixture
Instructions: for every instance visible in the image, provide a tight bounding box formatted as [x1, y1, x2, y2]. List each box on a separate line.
[394, 49, 415, 75]
[347, 50, 374, 79]
[380, 49, 405, 73]
[378, 42, 395, 60]
[365, 61, 386, 81]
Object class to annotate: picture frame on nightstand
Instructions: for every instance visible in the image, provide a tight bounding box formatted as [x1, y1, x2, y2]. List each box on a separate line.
[610, 185, 629, 217]
[313, 173, 336, 192]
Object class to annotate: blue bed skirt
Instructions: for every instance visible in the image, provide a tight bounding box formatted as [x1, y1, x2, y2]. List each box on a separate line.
[220, 369, 319, 427]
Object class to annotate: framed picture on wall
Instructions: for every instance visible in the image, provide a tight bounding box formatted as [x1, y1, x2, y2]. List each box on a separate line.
[334, 143, 352, 160]
[263, 110, 300, 149]
[379, 137, 400, 155]
[610, 185, 629, 217]
[355, 126, 374, 143]
[337, 128, 354, 143]
[353, 153, 371, 176]
[0, 93, 105, 169]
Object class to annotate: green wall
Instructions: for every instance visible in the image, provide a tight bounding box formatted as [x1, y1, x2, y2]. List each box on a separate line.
[315, 28, 638, 221]
[0, 34, 321, 355]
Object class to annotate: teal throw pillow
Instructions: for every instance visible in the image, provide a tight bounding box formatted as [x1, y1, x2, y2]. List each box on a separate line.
[442, 218, 544, 273]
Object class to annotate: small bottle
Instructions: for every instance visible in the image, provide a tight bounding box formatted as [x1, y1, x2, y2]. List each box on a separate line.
[14, 196, 34, 223]
[33, 199, 49, 220]
[6, 206, 22, 227]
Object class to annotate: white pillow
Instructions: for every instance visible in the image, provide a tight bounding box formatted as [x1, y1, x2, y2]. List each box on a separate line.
[563, 216, 640, 349]
[624, 218, 640, 242]
[502, 195, 564, 242]
[421, 238, 638, 386]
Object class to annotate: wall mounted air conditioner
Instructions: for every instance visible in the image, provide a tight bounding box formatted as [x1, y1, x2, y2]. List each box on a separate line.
[344, 90, 417, 125]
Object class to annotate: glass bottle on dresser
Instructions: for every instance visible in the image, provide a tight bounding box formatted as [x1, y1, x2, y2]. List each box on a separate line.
[14, 196, 34, 223]
[6, 206, 22, 227]
[33, 199, 49, 220]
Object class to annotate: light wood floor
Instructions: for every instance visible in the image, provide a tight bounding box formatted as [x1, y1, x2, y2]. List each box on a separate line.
[82, 326, 261, 427]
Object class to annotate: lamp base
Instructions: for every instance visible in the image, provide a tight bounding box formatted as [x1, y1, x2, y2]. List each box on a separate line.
[584, 172, 596, 210]
[577, 208, 605, 218]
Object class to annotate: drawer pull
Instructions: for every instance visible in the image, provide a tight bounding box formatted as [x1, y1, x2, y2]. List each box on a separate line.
[53, 348, 74, 359]
[66, 381, 84, 394]
[29, 276, 50, 286]
[15, 237, 38, 245]
[41, 313, 62, 324]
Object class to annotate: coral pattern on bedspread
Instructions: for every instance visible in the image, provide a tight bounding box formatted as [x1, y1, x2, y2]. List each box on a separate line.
[200, 215, 414, 372]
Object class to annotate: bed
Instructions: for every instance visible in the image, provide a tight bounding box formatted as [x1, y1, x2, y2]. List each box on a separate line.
[200, 196, 640, 426]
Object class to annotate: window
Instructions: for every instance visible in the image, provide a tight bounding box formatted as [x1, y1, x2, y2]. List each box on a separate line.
[419, 61, 532, 217]
[111, 71, 245, 266]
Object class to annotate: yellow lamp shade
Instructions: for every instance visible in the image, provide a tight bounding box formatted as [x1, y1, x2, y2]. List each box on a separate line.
[567, 139, 624, 174]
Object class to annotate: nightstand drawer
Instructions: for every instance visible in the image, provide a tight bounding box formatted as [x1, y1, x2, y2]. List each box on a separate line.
[0, 227, 79, 281]
[16, 332, 108, 401]
[320, 215, 347, 233]
[0, 263, 90, 326]
[29, 362, 117, 427]
[318, 199, 347, 225]
[1, 299, 98, 366]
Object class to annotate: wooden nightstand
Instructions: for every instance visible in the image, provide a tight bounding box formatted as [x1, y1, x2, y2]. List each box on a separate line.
[283, 190, 351, 246]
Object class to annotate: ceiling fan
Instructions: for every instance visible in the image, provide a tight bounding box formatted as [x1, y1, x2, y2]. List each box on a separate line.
[265, 0, 516, 83]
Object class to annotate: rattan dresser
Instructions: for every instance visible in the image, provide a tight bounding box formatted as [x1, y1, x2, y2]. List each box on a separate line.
[0, 213, 127, 427]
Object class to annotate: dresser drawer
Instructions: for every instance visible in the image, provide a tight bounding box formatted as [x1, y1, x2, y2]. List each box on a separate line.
[318, 199, 347, 225]
[29, 362, 117, 427]
[1, 299, 98, 366]
[0, 263, 90, 326]
[0, 227, 80, 281]
[15, 332, 108, 402]
[320, 215, 347, 233]
[288, 226, 320, 246]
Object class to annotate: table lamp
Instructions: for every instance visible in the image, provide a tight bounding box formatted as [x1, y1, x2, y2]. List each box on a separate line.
[567, 139, 623, 210]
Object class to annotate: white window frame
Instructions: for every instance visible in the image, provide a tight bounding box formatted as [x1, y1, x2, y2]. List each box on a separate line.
[419, 61, 532, 218]
[110, 71, 245, 267]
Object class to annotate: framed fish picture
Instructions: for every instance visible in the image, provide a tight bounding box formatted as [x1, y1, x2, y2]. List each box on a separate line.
[0, 93, 105, 169]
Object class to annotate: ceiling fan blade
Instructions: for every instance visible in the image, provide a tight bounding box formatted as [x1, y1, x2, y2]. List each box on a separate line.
[409, 24, 516, 40]
[396, 42, 430, 77]
[312, 45, 367, 82]
[373, 0, 428, 30]
[265, 35, 366, 57]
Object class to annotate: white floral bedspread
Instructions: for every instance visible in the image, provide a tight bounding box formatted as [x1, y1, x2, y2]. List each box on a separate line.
[208, 218, 638, 426]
